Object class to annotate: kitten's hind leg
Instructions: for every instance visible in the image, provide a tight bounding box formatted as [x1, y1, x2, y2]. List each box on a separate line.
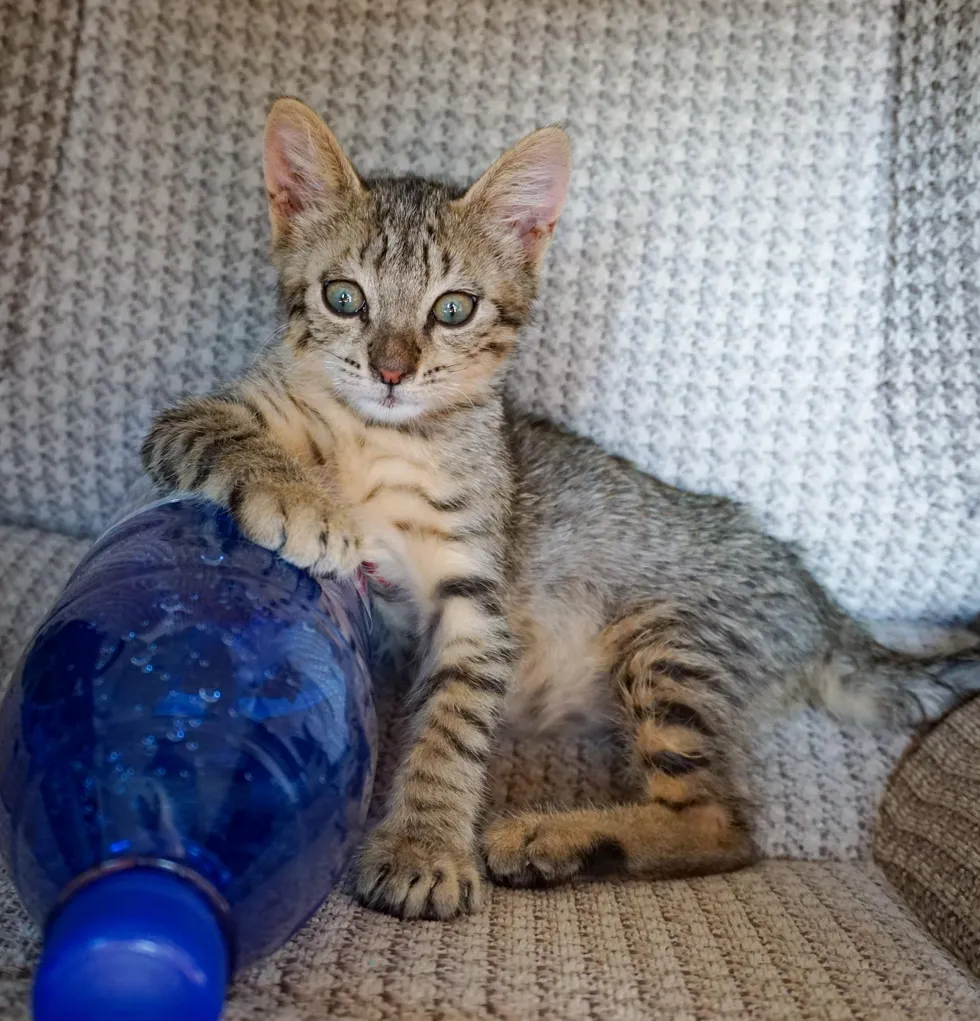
[484, 612, 759, 886]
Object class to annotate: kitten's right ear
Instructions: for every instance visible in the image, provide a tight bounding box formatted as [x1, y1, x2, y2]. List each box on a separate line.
[263, 97, 362, 241]
[458, 126, 571, 268]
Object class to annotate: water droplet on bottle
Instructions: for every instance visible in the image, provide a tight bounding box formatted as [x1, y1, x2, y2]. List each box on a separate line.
[191, 593, 200, 601]
[141, 735, 157, 750]
[199, 552, 226, 566]
[198, 688, 221, 704]
[108, 751, 120, 762]
[243, 772, 253, 782]
[179, 769, 190, 779]
[159, 595, 183, 613]
[142, 664, 154, 673]
[127, 631, 136, 639]
[189, 718, 201, 728]
[186, 741, 199, 752]
[199, 659, 210, 669]
[154, 766, 167, 777]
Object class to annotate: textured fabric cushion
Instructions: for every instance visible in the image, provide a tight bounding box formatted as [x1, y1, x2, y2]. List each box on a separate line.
[875, 695, 980, 977]
[884, 0, 980, 601]
[0, 0, 978, 623]
[0, 524, 971, 1018]
[3, 857, 979, 1020]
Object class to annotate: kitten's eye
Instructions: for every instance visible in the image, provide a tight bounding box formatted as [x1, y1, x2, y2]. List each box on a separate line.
[324, 280, 366, 317]
[431, 292, 476, 326]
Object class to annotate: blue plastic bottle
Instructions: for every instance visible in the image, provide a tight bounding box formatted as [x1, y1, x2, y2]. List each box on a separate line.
[0, 496, 377, 1021]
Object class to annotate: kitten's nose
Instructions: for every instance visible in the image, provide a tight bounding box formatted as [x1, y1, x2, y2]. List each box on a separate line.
[378, 368, 405, 386]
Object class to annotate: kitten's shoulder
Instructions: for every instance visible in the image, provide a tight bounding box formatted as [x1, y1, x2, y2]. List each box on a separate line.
[504, 401, 624, 469]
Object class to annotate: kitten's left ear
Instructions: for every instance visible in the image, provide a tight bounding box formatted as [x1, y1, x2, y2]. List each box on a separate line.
[263, 97, 363, 242]
[458, 127, 571, 268]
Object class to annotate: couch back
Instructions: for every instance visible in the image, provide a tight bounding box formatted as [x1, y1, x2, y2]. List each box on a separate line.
[0, 0, 977, 623]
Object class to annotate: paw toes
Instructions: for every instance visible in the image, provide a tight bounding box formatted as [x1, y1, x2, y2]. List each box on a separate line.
[484, 815, 595, 888]
[355, 829, 483, 920]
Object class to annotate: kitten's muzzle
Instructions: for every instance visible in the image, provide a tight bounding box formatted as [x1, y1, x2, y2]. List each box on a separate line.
[368, 331, 421, 387]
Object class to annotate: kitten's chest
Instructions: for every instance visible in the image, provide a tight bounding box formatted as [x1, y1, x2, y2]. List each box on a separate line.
[325, 415, 464, 604]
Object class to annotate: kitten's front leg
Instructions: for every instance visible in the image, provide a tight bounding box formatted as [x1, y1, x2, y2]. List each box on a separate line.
[355, 575, 515, 919]
[141, 388, 361, 577]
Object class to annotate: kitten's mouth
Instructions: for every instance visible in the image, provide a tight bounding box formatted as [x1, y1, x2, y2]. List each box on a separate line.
[349, 383, 427, 425]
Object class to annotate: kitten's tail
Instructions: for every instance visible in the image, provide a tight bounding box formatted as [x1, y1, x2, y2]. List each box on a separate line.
[811, 620, 980, 728]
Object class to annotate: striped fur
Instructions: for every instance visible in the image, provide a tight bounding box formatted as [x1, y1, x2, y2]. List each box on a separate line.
[142, 98, 980, 920]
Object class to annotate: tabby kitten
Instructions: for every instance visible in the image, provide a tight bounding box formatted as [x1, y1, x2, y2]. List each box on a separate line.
[142, 97, 979, 921]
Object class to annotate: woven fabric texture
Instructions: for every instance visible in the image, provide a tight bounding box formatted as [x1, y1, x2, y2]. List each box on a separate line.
[2, 0, 980, 1016]
[882, 0, 980, 606]
[0, 522, 974, 1017]
[875, 695, 980, 979]
[3, 855, 979, 1021]
[0, 0, 978, 623]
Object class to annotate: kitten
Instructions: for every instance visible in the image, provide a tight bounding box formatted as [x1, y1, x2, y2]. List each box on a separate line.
[142, 97, 980, 921]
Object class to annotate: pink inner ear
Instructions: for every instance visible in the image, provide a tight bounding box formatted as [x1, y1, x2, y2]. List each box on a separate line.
[265, 123, 323, 219]
[480, 132, 570, 259]
[513, 212, 558, 252]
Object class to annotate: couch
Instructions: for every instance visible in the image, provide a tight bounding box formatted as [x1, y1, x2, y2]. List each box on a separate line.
[1, 0, 979, 1017]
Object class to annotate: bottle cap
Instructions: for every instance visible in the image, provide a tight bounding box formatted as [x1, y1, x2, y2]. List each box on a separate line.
[32, 868, 228, 1021]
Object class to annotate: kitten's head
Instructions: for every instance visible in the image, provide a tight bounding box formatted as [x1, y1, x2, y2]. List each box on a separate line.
[263, 98, 570, 425]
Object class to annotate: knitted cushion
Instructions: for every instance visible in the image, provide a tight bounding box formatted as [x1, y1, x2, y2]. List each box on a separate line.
[0, 0, 978, 623]
[875, 694, 980, 977]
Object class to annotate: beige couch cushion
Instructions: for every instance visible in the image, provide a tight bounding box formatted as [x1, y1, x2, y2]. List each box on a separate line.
[3, 860, 978, 1020]
[875, 695, 980, 977]
[0, 523, 977, 1018]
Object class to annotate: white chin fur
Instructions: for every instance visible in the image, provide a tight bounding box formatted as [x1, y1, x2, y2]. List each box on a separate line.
[350, 390, 428, 425]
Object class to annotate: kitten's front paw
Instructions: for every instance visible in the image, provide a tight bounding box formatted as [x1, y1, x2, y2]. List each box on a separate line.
[354, 826, 484, 920]
[232, 480, 362, 577]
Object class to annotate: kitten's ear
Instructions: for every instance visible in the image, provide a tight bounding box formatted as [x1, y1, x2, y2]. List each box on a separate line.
[459, 127, 571, 267]
[263, 97, 362, 240]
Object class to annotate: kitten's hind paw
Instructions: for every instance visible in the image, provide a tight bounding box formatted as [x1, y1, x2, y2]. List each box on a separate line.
[354, 825, 484, 920]
[484, 812, 602, 888]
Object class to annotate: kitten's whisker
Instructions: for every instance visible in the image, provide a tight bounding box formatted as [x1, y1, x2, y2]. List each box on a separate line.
[247, 322, 290, 367]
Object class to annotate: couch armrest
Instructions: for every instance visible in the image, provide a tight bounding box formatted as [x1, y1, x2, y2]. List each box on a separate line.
[875, 692, 980, 976]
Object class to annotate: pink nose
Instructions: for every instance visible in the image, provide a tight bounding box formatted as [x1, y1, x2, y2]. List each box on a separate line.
[379, 368, 405, 385]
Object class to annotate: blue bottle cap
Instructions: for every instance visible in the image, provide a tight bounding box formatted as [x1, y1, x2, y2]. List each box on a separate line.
[32, 868, 229, 1021]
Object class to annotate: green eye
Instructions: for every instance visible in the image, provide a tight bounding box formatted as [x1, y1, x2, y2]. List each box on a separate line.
[324, 280, 366, 317]
[431, 292, 476, 326]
